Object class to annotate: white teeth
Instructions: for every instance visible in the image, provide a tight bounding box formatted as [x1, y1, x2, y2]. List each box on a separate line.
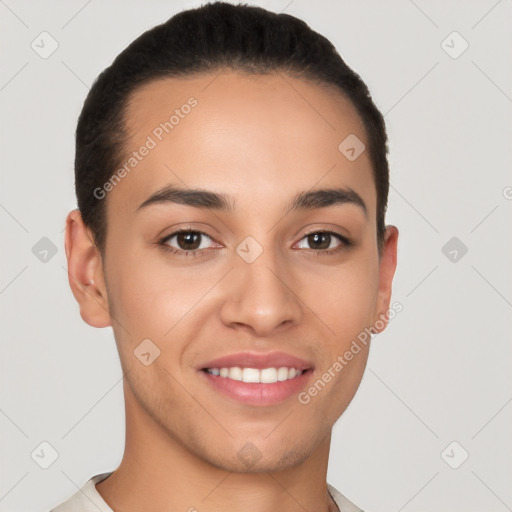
[242, 368, 260, 383]
[260, 368, 278, 384]
[229, 367, 243, 381]
[205, 366, 303, 383]
[277, 367, 289, 381]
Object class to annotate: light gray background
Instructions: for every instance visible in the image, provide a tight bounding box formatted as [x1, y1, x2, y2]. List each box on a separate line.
[1, 1, 511, 511]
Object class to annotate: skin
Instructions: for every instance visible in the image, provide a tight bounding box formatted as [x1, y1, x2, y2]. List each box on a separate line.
[65, 70, 398, 512]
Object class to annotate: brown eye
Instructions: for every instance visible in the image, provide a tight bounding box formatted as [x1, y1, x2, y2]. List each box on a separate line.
[176, 231, 202, 250]
[296, 231, 348, 252]
[162, 230, 214, 253]
[306, 232, 332, 250]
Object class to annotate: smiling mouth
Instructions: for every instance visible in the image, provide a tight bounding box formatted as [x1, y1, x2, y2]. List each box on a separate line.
[196, 351, 315, 405]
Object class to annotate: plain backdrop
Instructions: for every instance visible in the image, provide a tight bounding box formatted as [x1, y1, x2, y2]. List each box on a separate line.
[1, 1, 511, 511]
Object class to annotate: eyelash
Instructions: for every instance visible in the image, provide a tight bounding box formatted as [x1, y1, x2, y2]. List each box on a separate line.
[157, 228, 352, 258]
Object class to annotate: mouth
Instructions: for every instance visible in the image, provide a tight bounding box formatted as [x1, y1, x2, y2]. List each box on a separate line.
[197, 351, 315, 406]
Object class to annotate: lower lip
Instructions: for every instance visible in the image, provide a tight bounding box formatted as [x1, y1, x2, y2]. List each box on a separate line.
[199, 369, 313, 406]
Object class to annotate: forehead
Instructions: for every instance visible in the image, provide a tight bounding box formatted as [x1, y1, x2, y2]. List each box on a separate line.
[107, 70, 376, 220]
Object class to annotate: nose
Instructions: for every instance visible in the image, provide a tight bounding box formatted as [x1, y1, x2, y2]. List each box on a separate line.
[219, 246, 303, 337]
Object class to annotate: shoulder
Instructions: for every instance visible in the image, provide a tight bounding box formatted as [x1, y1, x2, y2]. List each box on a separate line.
[50, 472, 113, 512]
[328, 483, 365, 512]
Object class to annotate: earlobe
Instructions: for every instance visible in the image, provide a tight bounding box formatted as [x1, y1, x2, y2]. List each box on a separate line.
[374, 225, 399, 333]
[64, 209, 112, 328]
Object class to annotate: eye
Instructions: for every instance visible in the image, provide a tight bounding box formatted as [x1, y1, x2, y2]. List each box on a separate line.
[159, 229, 216, 256]
[158, 228, 352, 258]
[295, 231, 351, 254]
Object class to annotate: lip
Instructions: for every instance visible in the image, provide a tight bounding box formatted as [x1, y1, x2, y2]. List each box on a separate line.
[197, 351, 314, 371]
[196, 351, 315, 407]
[199, 368, 314, 406]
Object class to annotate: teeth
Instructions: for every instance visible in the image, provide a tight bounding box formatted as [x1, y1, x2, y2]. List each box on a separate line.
[277, 367, 289, 381]
[242, 368, 260, 383]
[260, 368, 277, 383]
[205, 366, 303, 383]
[229, 367, 243, 381]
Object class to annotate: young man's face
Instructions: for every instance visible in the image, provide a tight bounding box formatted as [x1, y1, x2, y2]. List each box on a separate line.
[68, 70, 398, 473]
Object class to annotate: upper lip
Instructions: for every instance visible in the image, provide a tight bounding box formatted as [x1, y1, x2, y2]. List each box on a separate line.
[198, 351, 314, 371]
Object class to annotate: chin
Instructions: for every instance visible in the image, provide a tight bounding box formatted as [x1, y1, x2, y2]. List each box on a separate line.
[201, 442, 312, 474]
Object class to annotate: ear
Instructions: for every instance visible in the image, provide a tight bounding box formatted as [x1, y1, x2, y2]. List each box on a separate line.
[373, 225, 399, 333]
[64, 209, 112, 328]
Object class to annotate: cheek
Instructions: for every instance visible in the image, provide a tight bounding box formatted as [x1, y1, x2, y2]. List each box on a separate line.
[106, 247, 218, 339]
[305, 258, 379, 342]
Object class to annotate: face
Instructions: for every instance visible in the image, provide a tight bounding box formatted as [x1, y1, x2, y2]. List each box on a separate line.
[67, 70, 398, 473]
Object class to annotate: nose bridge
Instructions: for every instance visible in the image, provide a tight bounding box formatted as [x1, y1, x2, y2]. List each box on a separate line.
[219, 235, 302, 335]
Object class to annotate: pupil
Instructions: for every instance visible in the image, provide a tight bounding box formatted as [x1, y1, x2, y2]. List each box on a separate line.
[178, 232, 200, 250]
[309, 232, 330, 250]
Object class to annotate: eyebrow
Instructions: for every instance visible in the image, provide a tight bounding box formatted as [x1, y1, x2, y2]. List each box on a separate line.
[136, 184, 367, 217]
